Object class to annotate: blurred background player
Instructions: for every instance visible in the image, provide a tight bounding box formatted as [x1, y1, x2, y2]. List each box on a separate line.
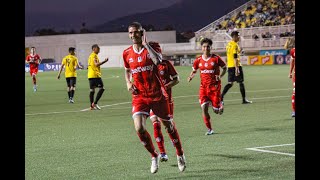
[123, 22, 186, 174]
[25, 47, 42, 92]
[57, 47, 83, 103]
[221, 31, 252, 104]
[87, 44, 109, 110]
[188, 38, 227, 135]
[149, 58, 180, 162]
[284, 37, 295, 117]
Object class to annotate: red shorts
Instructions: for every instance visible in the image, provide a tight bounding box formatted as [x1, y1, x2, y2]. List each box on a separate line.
[29, 67, 38, 76]
[150, 101, 174, 119]
[199, 84, 221, 110]
[132, 95, 171, 120]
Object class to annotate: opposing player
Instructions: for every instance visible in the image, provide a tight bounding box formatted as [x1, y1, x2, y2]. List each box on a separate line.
[149, 59, 180, 162]
[285, 37, 295, 117]
[25, 47, 42, 92]
[123, 22, 186, 174]
[221, 31, 252, 104]
[188, 38, 227, 135]
[57, 47, 83, 103]
[87, 44, 109, 110]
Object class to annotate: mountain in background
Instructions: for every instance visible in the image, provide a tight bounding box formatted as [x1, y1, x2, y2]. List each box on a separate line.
[93, 0, 249, 33]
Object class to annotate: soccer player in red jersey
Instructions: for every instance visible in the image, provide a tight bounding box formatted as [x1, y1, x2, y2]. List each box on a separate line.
[149, 59, 180, 162]
[123, 22, 186, 174]
[285, 37, 295, 117]
[25, 47, 42, 92]
[188, 38, 227, 135]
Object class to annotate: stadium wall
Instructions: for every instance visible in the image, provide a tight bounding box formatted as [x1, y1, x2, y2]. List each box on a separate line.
[25, 31, 176, 66]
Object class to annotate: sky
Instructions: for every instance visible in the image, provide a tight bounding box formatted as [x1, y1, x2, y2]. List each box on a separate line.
[25, 0, 180, 35]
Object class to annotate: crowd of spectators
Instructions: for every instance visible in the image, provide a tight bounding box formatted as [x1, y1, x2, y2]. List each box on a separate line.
[214, 0, 295, 31]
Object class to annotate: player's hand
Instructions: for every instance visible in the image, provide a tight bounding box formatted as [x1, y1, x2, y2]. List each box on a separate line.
[187, 76, 192, 82]
[141, 29, 147, 46]
[127, 82, 138, 95]
[104, 58, 109, 63]
[57, 75, 60, 79]
[235, 68, 240, 76]
[288, 74, 292, 78]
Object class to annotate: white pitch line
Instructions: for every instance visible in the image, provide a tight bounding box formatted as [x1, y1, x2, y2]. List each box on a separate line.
[246, 143, 295, 157]
[80, 102, 131, 111]
[26, 95, 290, 116]
[26, 88, 291, 116]
[174, 88, 290, 99]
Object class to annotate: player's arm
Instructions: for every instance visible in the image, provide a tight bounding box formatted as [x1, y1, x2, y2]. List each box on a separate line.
[142, 30, 162, 65]
[188, 68, 197, 82]
[57, 64, 65, 79]
[94, 57, 109, 67]
[233, 44, 240, 75]
[124, 68, 137, 94]
[76, 58, 83, 69]
[166, 75, 180, 89]
[218, 56, 227, 80]
[288, 57, 295, 78]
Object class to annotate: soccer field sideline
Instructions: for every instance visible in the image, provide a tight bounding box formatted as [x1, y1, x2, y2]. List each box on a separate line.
[25, 88, 291, 116]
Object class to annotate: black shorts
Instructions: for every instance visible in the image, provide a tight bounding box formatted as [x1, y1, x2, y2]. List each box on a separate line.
[89, 78, 104, 89]
[66, 77, 76, 87]
[227, 66, 244, 83]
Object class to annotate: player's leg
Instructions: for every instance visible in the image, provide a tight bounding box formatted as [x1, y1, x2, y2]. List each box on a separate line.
[66, 78, 72, 102]
[238, 67, 252, 104]
[88, 79, 96, 109]
[211, 85, 224, 115]
[221, 68, 235, 101]
[93, 78, 104, 110]
[152, 98, 186, 172]
[291, 81, 295, 117]
[30, 69, 37, 92]
[199, 87, 213, 135]
[69, 77, 76, 103]
[201, 102, 214, 135]
[150, 111, 168, 162]
[132, 100, 159, 173]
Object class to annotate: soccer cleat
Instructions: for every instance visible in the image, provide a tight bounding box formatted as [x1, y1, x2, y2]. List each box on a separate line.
[291, 112, 295, 117]
[91, 103, 101, 110]
[90, 103, 96, 110]
[242, 99, 252, 104]
[95, 104, 101, 110]
[69, 98, 74, 103]
[151, 154, 160, 174]
[160, 153, 168, 162]
[218, 101, 224, 115]
[177, 154, 186, 172]
[33, 85, 37, 92]
[205, 129, 214, 135]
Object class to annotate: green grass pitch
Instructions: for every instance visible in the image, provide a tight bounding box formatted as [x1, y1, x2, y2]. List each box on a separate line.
[25, 65, 295, 179]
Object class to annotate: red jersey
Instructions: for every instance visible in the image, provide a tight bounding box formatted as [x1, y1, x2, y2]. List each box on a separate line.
[123, 42, 167, 100]
[290, 48, 295, 59]
[158, 60, 178, 101]
[192, 54, 226, 87]
[26, 54, 41, 69]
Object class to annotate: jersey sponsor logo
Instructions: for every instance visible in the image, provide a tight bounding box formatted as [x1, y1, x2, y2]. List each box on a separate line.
[200, 69, 215, 74]
[131, 64, 154, 74]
